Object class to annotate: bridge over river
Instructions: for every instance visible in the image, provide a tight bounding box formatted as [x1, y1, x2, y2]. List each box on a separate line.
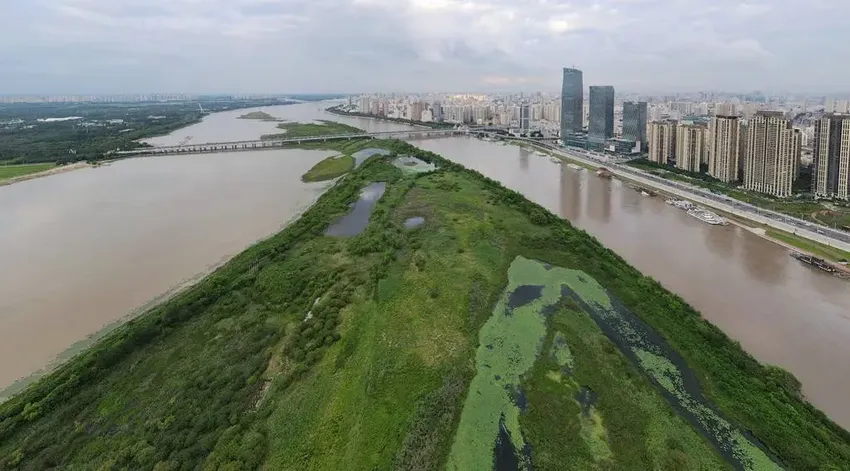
[114, 129, 472, 157]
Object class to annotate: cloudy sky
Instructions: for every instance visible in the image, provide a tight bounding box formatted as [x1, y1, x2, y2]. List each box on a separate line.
[2, 0, 847, 94]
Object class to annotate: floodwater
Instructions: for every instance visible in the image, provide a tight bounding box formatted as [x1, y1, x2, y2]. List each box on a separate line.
[0, 101, 409, 394]
[325, 182, 387, 237]
[410, 136, 850, 431]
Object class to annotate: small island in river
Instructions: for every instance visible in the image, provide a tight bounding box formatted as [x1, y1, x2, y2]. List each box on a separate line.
[237, 110, 282, 121]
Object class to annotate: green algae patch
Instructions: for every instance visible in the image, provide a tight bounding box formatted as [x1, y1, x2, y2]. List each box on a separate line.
[447, 257, 564, 471]
[550, 332, 574, 371]
[635, 350, 781, 471]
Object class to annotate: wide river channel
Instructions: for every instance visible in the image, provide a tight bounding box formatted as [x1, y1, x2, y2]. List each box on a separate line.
[2, 102, 850, 432]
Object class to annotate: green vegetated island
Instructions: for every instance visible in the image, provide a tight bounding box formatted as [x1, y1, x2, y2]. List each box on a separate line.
[2, 139, 850, 470]
[237, 111, 284, 122]
[261, 120, 364, 140]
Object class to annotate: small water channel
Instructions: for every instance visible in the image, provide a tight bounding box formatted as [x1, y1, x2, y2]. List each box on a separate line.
[352, 148, 392, 167]
[324, 182, 387, 237]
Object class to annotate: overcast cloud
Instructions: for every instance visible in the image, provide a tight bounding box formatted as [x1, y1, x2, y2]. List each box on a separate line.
[1, 0, 847, 94]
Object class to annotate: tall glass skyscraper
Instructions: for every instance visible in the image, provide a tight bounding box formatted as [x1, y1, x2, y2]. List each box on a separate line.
[622, 101, 648, 148]
[560, 68, 583, 139]
[588, 86, 615, 141]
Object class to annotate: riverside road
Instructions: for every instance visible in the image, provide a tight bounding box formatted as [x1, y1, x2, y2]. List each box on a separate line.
[527, 140, 850, 253]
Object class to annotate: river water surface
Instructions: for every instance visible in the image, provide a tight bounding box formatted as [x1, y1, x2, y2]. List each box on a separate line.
[4, 103, 850, 433]
[0, 102, 414, 394]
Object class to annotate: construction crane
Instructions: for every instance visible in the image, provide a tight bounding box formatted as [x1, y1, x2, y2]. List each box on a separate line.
[198, 103, 206, 114]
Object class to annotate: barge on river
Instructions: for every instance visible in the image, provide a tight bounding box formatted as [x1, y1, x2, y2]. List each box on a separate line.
[790, 252, 845, 276]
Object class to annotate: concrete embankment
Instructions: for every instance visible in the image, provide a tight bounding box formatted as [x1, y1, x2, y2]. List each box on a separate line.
[532, 143, 850, 255]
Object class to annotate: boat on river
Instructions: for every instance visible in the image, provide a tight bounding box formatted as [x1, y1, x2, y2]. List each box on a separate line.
[687, 208, 727, 225]
[791, 252, 837, 272]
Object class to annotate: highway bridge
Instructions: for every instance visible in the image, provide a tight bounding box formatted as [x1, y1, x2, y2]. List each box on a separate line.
[114, 128, 470, 157]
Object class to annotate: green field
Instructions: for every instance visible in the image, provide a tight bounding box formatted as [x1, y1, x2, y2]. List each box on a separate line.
[237, 111, 280, 121]
[262, 120, 364, 140]
[0, 163, 55, 182]
[2, 140, 849, 470]
[767, 228, 850, 262]
[301, 155, 356, 182]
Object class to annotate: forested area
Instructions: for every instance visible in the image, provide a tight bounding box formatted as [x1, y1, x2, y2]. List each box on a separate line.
[0, 99, 294, 164]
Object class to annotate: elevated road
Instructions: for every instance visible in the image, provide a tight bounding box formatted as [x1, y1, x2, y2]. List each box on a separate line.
[515, 138, 850, 253]
[114, 128, 468, 157]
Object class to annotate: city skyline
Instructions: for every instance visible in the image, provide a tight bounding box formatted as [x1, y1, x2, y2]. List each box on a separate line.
[3, 0, 850, 94]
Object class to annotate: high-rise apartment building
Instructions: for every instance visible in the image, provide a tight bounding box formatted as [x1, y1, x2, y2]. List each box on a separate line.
[744, 111, 801, 197]
[431, 101, 443, 122]
[813, 114, 850, 199]
[519, 103, 531, 133]
[714, 103, 738, 116]
[560, 68, 583, 138]
[708, 116, 741, 183]
[648, 121, 676, 165]
[676, 123, 707, 172]
[622, 101, 648, 148]
[588, 86, 615, 141]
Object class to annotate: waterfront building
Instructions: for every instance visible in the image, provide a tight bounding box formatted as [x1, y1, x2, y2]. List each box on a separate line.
[738, 121, 748, 180]
[744, 111, 800, 197]
[676, 123, 707, 172]
[622, 101, 648, 150]
[813, 113, 850, 199]
[648, 121, 676, 165]
[431, 101, 443, 122]
[707, 115, 741, 182]
[588, 86, 615, 142]
[560, 68, 583, 138]
[520, 103, 531, 133]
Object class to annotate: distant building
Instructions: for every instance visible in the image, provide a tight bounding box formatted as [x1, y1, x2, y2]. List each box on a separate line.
[813, 113, 850, 199]
[588, 86, 615, 142]
[738, 121, 748, 180]
[708, 115, 741, 183]
[560, 68, 583, 139]
[744, 111, 800, 197]
[648, 121, 676, 165]
[715, 103, 738, 116]
[622, 101, 648, 150]
[431, 101, 443, 122]
[676, 123, 707, 172]
[519, 103, 531, 133]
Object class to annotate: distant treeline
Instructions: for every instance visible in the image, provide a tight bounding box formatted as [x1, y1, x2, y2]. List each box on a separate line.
[0, 99, 295, 164]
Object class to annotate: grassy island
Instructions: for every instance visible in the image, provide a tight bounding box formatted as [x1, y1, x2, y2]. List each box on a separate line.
[237, 111, 281, 121]
[261, 120, 364, 140]
[1, 140, 849, 470]
[301, 154, 356, 182]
